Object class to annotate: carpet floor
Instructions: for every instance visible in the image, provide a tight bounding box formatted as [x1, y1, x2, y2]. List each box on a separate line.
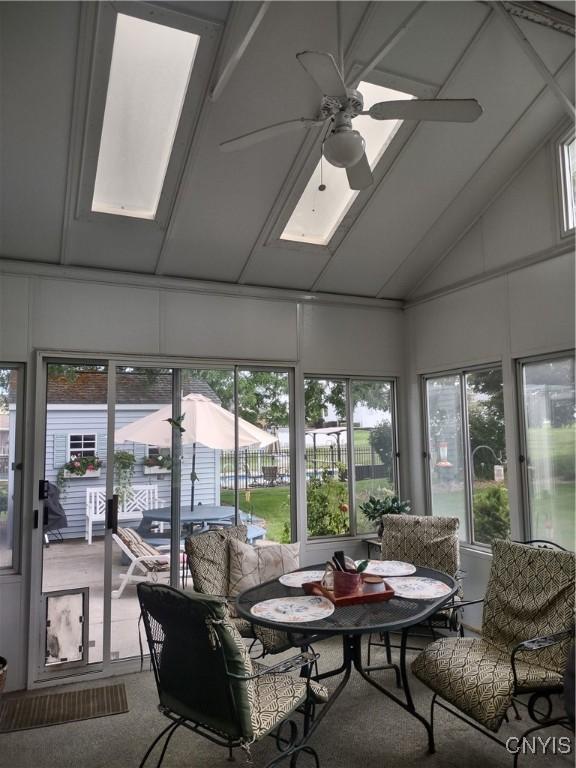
[0, 637, 571, 768]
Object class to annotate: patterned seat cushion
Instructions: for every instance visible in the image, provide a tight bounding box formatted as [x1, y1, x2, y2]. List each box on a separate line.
[116, 527, 170, 572]
[185, 525, 248, 595]
[381, 515, 461, 596]
[412, 637, 563, 732]
[413, 541, 575, 733]
[217, 609, 326, 742]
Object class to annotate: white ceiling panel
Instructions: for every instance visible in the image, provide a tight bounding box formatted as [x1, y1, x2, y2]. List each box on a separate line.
[314, 12, 573, 296]
[1, 2, 79, 263]
[0, 1, 573, 301]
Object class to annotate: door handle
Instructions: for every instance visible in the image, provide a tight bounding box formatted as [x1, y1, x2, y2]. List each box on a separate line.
[107, 494, 119, 533]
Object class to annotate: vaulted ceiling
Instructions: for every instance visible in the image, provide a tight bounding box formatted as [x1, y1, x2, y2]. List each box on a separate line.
[0, 1, 574, 299]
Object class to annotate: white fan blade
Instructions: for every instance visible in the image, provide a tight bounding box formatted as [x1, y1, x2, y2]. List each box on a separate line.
[346, 153, 373, 191]
[296, 51, 347, 100]
[366, 99, 483, 123]
[220, 118, 325, 152]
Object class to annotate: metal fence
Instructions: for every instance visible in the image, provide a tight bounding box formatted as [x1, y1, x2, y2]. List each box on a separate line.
[220, 446, 390, 489]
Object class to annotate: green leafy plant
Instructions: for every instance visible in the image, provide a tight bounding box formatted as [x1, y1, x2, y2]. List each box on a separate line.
[473, 484, 510, 545]
[306, 470, 349, 537]
[57, 454, 103, 495]
[359, 494, 411, 522]
[143, 453, 172, 471]
[114, 450, 136, 504]
[359, 493, 411, 537]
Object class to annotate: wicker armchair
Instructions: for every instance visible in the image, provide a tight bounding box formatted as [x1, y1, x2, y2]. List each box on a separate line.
[137, 583, 327, 767]
[412, 539, 575, 760]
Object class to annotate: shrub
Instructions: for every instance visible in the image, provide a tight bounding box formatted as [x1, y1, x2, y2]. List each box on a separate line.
[473, 484, 510, 544]
[306, 470, 349, 537]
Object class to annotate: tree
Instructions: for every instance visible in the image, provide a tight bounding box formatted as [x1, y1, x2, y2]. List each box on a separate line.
[369, 421, 393, 476]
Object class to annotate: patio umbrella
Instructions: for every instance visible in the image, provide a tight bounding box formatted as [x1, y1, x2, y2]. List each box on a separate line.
[115, 393, 277, 509]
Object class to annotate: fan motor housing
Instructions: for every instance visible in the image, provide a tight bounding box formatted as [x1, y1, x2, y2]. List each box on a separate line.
[319, 89, 364, 120]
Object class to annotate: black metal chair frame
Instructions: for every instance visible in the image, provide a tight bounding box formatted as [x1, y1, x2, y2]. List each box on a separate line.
[429, 613, 574, 768]
[138, 583, 322, 768]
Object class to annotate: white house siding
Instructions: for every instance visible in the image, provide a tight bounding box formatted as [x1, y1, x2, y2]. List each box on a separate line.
[45, 405, 219, 541]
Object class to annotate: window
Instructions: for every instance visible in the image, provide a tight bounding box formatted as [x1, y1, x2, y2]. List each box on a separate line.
[0, 365, 23, 571]
[68, 434, 97, 460]
[424, 366, 509, 546]
[92, 13, 200, 219]
[281, 82, 412, 245]
[304, 377, 398, 538]
[518, 354, 575, 549]
[559, 132, 576, 233]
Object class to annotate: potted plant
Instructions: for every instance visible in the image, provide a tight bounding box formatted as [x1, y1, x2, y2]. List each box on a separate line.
[60, 454, 102, 480]
[114, 450, 136, 505]
[359, 493, 411, 538]
[143, 454, 172, 474]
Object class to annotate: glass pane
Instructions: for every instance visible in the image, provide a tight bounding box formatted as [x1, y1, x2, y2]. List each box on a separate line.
[522, 357, 575, 549]
[425, 375, 467, 539]
[352, 381, 395, 534]
[0, 367, 19, 569]
[112, 367, 173, 660]
[304, 378, 350, 537]
[237, 370, 292, 543]
[179, 367, 238, 527]
[466, 368, 510, 545]
[43, 363, 108, 664]
[564, 137, 575, 231]
[281, 82, 412, 245]
[92, 14, 200, 219]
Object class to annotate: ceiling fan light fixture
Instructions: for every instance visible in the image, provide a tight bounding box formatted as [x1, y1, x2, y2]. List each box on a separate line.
[323, 128, 366, 169]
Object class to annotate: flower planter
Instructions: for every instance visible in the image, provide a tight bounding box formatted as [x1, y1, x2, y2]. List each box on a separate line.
[63, 469, 101, 479]
[143, 466, 171, 475]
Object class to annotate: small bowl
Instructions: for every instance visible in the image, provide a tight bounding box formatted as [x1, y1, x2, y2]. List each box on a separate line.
[361, 573, 384, 584]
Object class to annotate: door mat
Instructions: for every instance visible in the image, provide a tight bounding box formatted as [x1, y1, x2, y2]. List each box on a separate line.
[0, 683, 128, 732]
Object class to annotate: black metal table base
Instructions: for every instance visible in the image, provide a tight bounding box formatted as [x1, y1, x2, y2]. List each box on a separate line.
[264, 629, 434, 767]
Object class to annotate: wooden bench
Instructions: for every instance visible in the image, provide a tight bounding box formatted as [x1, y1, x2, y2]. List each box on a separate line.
[85, 485, 164, 545]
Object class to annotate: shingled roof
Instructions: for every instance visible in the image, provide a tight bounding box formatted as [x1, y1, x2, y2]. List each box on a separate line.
[46, 371, 220, 405]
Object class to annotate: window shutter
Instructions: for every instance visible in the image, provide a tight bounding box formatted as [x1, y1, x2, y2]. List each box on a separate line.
[133, 443, 147, 461]
[53, 434, 67, 468]
[97, 433, 107, 459]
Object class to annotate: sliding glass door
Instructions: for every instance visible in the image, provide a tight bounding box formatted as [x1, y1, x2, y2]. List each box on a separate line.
[34, 357, 295, 682]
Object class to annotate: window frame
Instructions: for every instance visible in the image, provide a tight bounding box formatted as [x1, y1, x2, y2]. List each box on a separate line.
[304, 374, 400, 540]
[422, 363, 508, 549]
[75, 2, 221, 228]
[0, 362, 25, 576]
[516, 349, 575, 545]
[67, 433, 97, 461]
[556, 126, 576, 237]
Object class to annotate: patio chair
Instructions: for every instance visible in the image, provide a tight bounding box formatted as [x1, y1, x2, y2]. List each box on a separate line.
[367, 515, 463, 668]
[111, 527, 171, 598]
[411, 539, 575, 759]
[185, 525, 298, 656]
[137, 583, 327, 768]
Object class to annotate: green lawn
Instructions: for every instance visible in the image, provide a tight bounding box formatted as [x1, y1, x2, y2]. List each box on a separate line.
[220, 475, 393, 541]
[221, 487, 290, 542]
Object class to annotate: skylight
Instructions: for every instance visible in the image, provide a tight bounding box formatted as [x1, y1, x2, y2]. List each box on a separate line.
[92, 14, 200, 220]
[280, 82, 413, 246]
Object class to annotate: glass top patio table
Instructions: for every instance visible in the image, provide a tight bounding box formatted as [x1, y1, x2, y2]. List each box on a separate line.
[236, 564, 457, 636]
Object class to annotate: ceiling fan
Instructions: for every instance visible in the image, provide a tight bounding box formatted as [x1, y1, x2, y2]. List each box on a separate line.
[220, 50, 483, 191]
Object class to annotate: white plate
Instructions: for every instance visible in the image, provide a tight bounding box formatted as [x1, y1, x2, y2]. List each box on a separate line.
[384, 576, 452, 600]
[356, 560, 417, 577]
[250, 596, 334, 623]
[278, 570, 326, 588]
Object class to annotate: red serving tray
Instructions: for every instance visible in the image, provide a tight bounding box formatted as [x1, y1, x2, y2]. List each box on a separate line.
[302, 578, 395, 606]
